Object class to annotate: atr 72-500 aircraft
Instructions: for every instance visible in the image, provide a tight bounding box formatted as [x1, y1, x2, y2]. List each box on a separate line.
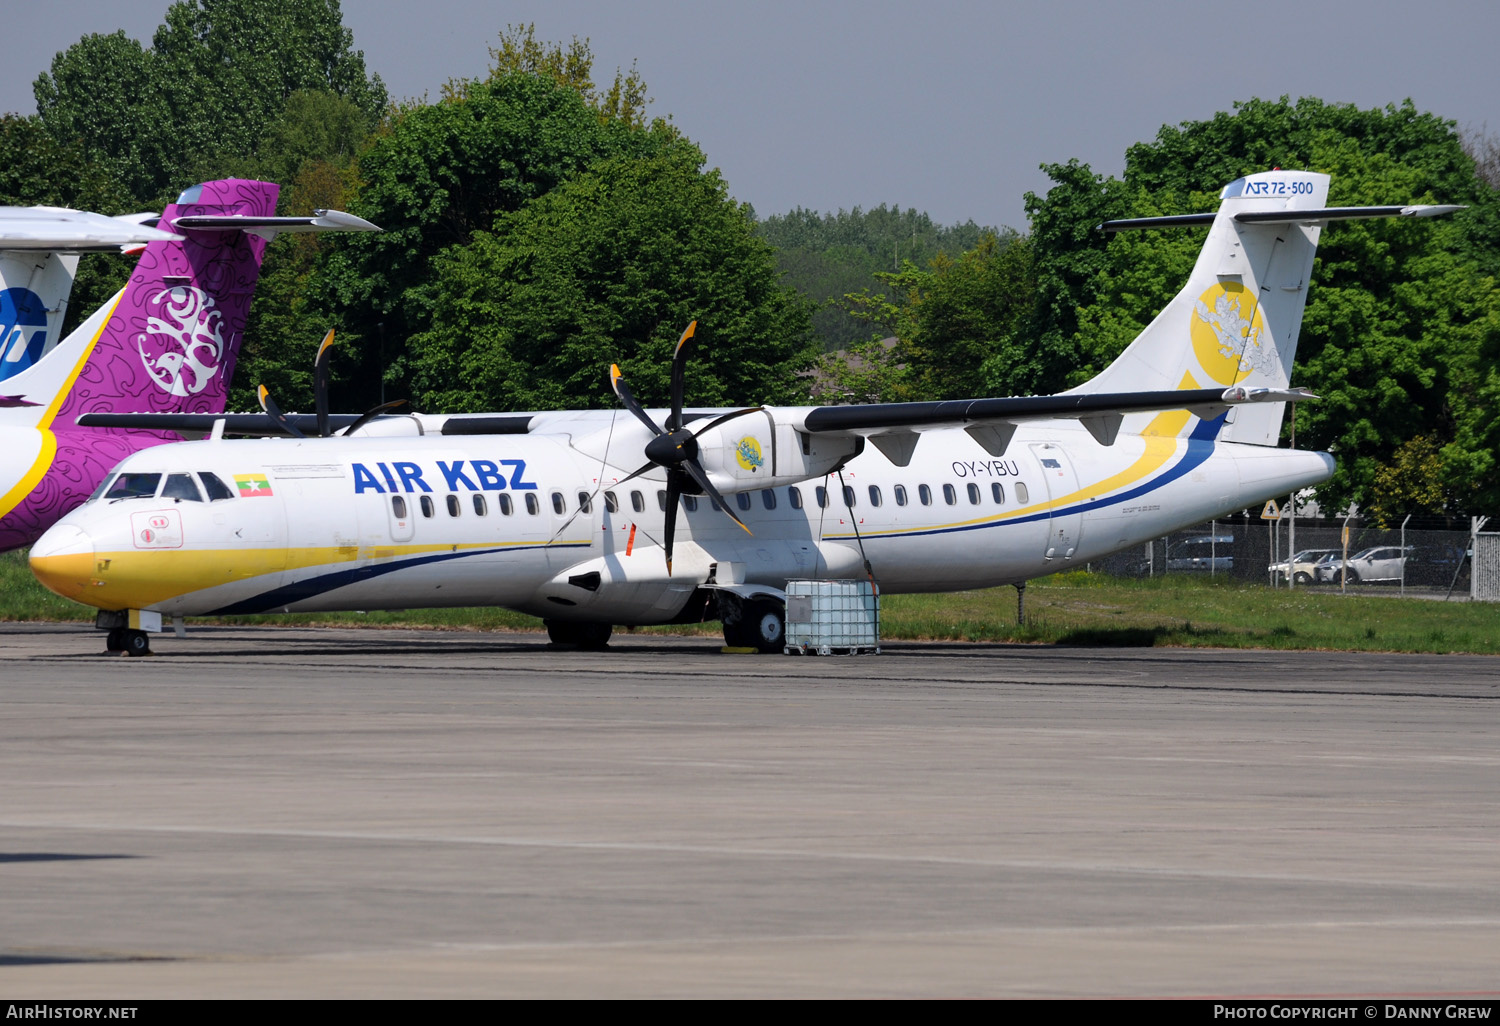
[29, 170, 1462, 655]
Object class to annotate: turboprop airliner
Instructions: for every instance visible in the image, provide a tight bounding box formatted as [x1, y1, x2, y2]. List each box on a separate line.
[0, 179, 378, 551]
[29, 170, 1463, 655]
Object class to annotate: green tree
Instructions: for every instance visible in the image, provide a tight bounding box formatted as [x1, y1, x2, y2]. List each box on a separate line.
[408, 145, 816, 413]
[34, 0, 386, 207]
[757, 205, 993, 352]
[311, 71, 676, 411]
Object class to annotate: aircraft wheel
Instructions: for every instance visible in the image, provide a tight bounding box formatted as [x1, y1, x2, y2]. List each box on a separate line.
[1293, 571, 1313, 585]
[742, 599, 786, 654]
[545, 620, 612, 650]
[122, 630, 150, 657]
[105, 628, 125, 652]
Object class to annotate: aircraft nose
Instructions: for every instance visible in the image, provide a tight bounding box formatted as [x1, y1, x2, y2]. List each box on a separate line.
[29, 524, 98, 604]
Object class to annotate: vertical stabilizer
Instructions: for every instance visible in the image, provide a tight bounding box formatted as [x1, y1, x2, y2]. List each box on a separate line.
[1074, 170, 1329, 445]
[0, 251, 79, 382]
[50, 179, 279, 424]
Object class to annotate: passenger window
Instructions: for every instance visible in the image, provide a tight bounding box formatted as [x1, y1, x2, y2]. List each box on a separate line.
[761, 489, 776, 510]
[392, 495, 408, 519]
[605, 491, 619, 513]
[631, 490, 645, 513]
[552, 491, 566, 515]
[788, 487, 803, 510]
[991, 483, 1005, 505]
[943, 484, 957, 505]
[868, 485, 882, 507]
[815, 486, 828, 508]
[842, 486, 856, 508]
[709, 496, 721, 511]
[576, 491, 591, 514]
[105, 473, 161, 500]
[683, 495, 698, 512]
[162, 473, 203, 502]
[200, 472, 235, 501]
[446, 494, 461, 517]
[894, 484, 907, 507]
[473, 494, 487, 516]
[736, 492, 752, 511]
[420, 495, 435, 518]
[967, 483, 981, 505]
[657, 489, 667, 511]
[1015, 482, 1030, 504]
[525, 493, 540, 515]
[499, 493, 514, 516]
[918, 484, 932, 506]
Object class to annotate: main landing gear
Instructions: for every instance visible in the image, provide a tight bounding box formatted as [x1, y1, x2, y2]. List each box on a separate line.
[720, 596, 785, 654]
[544, 620, 613, 650]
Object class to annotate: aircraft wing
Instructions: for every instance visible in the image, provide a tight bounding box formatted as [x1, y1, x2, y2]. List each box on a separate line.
[0, 207, 182, 252]
[792, 385, 1315, 462]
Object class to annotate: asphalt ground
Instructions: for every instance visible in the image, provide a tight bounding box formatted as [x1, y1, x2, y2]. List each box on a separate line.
[1, 622, 1497, 999]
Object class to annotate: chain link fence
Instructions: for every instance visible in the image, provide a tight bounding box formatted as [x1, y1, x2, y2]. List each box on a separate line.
[1089, 513, 1491, 597]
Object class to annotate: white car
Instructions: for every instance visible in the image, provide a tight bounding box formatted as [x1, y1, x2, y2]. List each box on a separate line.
[1268, 548, 1341, 585]
[1315, 546, 1414, 585]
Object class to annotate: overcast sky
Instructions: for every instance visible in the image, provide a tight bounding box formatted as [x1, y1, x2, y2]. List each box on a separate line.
[6, 1, 1497, 229]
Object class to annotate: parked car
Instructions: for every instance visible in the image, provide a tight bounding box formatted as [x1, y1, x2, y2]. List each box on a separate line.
[1268, 548, 1341, 585]
[1315, 545, 1414, 585]
[1165, 533, 1235, 573]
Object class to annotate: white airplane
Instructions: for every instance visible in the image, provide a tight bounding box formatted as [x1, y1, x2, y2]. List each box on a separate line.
[29, 170, 1463, 656]
[0, 205, 182, 382]
[0, 179, 378, 552]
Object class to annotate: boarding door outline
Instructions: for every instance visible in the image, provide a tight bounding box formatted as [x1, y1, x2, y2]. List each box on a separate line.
[1028, 442, 1083, 562]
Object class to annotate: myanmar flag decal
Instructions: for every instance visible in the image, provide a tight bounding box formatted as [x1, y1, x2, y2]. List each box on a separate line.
[234, 474, 273, 497]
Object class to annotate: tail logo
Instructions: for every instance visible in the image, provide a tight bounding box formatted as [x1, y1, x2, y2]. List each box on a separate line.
[1191, 282, 1275, 386]
[138, 286, 229, 397]
[0, 287, 49, 373]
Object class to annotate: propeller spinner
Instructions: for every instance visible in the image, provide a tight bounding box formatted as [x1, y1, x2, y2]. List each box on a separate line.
[608, 321, 762, 575]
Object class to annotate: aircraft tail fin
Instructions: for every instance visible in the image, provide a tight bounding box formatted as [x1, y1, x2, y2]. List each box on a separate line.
[1072, 170, 1461, 445]
[0, 251, 78, 382]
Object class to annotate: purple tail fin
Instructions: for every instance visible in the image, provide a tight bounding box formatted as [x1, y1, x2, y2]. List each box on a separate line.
[52, 179, 279, 424]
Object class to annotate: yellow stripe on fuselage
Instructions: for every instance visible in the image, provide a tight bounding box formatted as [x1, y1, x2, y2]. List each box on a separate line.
[43, 537, 588, 610]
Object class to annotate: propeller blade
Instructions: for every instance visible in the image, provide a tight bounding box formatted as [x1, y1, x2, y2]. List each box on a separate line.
[313, 328, 335, 437]
[610, 363, 664, 436]
[667, 320, 695, 432]
[341, 398, 408, 437]
[681, 459, 753, 536]
[663, 471, 681, 576]
[690, 405, 764, 438]
[257, 385, 306, 438]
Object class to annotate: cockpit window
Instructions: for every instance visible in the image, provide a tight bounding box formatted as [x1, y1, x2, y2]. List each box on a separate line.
[199, 472, 235, 501]
[88, 474, 117, 502]
[162, 473, 203, 502]
[104, 473, 162, 500]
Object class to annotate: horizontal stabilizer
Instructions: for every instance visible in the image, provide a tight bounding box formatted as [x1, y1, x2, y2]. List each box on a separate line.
[0, 207, 182, 252]
[1100, 204, 1466, 232]
[171, 208, 380, 239]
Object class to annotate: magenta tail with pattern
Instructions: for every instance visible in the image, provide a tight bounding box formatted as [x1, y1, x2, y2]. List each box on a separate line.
[0, 180, 279, 551]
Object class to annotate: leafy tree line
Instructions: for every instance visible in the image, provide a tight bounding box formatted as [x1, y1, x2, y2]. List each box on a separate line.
[3, 3, 1497, 520]
[755, 205, 995, 351]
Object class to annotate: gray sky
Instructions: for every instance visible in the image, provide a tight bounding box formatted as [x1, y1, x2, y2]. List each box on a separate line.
[7, 1, 1498, 229]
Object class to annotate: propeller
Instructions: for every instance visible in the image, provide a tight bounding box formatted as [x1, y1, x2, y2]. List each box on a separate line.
[608, 320, 764, 575]
[255, 327, 408, 438]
